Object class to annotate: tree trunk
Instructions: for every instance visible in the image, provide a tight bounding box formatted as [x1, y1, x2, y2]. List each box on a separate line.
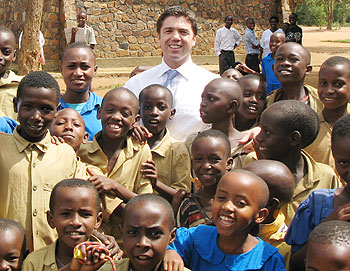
[17, 0, 44, 75]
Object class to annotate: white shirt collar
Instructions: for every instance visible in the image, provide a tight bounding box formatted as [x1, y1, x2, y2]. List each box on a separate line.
[159, 57, 194, 81]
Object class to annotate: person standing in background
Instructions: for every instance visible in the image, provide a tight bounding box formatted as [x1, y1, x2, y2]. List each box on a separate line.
[260, 16, 283, 58]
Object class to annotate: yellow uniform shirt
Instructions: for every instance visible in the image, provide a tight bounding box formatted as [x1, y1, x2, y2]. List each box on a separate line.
[266, 84, 323, 113]
[304, 105, 350, 174]
[258, 212, 291, 270]
[152, 129, 191, 192]
[0, 70, 23, 119]
[0, 128, 78, 251]
[243, 150, 341, 226]
[79, 133, 153, 238]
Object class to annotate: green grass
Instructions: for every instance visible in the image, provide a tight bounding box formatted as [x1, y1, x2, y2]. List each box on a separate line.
[321, 39, 350, 43]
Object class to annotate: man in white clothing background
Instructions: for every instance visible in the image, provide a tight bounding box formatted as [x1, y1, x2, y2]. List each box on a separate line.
[214, 15, 242, 75]
[124, 6, 219, 141]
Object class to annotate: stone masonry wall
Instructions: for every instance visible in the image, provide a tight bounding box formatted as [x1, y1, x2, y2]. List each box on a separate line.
[1, 0, 283, 63]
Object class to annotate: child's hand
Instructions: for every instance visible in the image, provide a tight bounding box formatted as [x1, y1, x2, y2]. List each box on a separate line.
[141, 160, 158, 185]
[163, 249, 184, 271]
[239, 127, 262, 154]
[172, 189, 191, 213]
[324, 202, 350, 222]
[130, 124, 152, 144]
[87, 168, 117, 195]
[51, 135, 65, 145]
[91, 231, 123, 260]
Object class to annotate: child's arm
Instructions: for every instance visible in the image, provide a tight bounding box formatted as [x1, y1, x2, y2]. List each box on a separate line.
[141, 160, 177, 202]
[163, 250, 185, 271]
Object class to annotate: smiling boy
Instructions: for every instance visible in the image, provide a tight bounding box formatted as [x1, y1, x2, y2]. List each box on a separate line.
[69, 11, 97, 49]
[125, 6, 218, 141]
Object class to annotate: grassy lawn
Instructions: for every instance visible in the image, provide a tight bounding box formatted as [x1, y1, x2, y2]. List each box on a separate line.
[321, 39, 350, 43]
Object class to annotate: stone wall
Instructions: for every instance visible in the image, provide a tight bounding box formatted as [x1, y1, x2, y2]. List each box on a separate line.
[1, 0, 283, 67]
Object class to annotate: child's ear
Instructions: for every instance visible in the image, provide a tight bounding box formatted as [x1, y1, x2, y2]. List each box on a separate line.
[169, 109, 176, 120]
[254, 207, 269, 224]
[94, 65, 98, 75]
[13, 97, 18, 113]
[47, 210, 55, 229]
[192, 35, 197, 47]
[226, 157, 234, 172]
[168, 227, 177, 245]
[97, 106, 102, 120]
[12, 49, 16, 62]
[132, 114, 141, 127]
[94, 212, 103, 230]
[227, 99, 239, 115]
[82, 132, 89, 144]
[56, 103, 61, 112]
[266, 197, 280, 212]
[306, 65, 312, 75]
[290, 130, 301, 147]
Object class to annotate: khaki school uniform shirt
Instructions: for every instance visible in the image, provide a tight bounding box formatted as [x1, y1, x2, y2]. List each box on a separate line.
[152, 129, 191, 192]
[79, 133, 153, 239]
[244, 151, 341, 226]
[266, 84, 324, 113]
[0, 128, 78, 251]
[0, 70, 23, 119]
[304, 104, 350, 175]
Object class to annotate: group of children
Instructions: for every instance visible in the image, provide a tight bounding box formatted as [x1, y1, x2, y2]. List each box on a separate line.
[1, 6, 350, 271]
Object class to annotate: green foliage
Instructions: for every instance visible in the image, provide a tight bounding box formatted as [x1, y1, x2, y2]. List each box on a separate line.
[334, 2, 350, 25]
[296, 0, 327, 26]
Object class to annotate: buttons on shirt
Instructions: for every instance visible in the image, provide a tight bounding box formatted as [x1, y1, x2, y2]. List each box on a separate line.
[50, 264, 56, 269]
[33, 162, 36, 168]
[33, 185, 37, 191]
[33, 209, 37, 217]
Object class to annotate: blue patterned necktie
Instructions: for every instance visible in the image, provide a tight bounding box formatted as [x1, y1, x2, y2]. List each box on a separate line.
[164, 69, 179, 88]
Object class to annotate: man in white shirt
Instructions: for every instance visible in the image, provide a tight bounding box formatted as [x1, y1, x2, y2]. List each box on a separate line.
[124, 6, 219, 141]
[214, 15, 242, 75]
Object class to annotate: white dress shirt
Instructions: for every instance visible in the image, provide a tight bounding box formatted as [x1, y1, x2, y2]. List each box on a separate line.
[124, 58, 219, 141]
[260, 28, 284, 57]
[214, 26, 242, 56]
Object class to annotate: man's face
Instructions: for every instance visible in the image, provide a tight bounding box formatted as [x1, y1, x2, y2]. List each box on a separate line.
[158, 16, 196, 69]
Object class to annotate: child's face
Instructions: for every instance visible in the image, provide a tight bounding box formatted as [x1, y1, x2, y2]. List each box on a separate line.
[200, 82, 235, 124]
[332, 135, 350, 184]
[47, 187, 102, 250]
[77, 13, 87, 28]
[98, 90, 138, 140]
[255, 109, 290, 160]
[306, 242, 350, 271]
[122, 201, 176, 271]
[0, 228, 24, 271]
[140, 88, 175, 135]
[50, 108, 88, 152]
[61, 48, 97, 93]
[212, 172, 268, 237]
[269, 34, 284, 55]
[246, 19, 255, 30]
[14, 87, 58, 142]
[238, 78, 266, 120]
[225, 16, 233, 28]
[222, 69, 242, 81]
[274, 43, 311, 85]
[289, 14, 297, 25]
[318, 64, 350, 110]
[0, 31, 16, 77]
[191, 137, 232, 188]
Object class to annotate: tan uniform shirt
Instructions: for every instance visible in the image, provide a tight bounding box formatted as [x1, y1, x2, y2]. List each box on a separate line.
[0, 70, 23, 119]
[0, 128, 78, 251]
[244, 150, 341, 225]
[152, 129, 191, 192]
[304, 104, 350, 174]
[79, 133, 153, 238]
[266, 84, 324, 113]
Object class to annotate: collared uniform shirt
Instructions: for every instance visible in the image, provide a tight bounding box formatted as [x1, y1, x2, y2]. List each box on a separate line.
[261, 53, 281, 94]
[260, 29, 283, 57]
[244, 28, 260, 55]
[214, 26, 242, 56]
[60, 91, 103, 140]
[0, 128, 78, 251]
[243, 150, 341, 226]
[0, 70, 23, 119]
[152, 129, 191, 192]
[124, 58, 219, 141]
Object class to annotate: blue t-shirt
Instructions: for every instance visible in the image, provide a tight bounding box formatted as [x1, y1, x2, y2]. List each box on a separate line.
[285, 189, 335, 252]
[168, 225, 285, 271]
[0, 116, 18, 134]
[262, 53, 281, 94]
[59, 92, 102, 141]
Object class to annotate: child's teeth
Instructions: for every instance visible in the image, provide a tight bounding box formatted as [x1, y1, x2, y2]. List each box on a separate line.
[220, 215, 233, 222]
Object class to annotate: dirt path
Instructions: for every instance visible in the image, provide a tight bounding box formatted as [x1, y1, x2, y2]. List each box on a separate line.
[55, 26, 350, 97]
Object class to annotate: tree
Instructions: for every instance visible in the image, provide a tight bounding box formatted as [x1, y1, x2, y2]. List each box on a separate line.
[322, 0, 336, 29]
[17, 0, 44, 75]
